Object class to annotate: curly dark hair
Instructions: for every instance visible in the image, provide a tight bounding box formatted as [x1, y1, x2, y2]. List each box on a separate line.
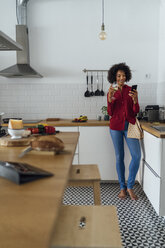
[107, 62, 132, 84]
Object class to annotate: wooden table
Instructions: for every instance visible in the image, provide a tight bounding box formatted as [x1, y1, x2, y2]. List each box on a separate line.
[0, 132, 79, 248]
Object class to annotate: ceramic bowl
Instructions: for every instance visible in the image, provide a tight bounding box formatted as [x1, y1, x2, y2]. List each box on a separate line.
[8, 128, 24, 139]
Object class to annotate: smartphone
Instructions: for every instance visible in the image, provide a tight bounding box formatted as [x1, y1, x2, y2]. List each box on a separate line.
[131, 85, 137, 91]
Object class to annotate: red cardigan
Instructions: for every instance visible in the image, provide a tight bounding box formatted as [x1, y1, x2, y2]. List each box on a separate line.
[107, 84, 140, 130]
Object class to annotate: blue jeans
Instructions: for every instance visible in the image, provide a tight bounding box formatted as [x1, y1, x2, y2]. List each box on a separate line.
[110, 121, 141, 190]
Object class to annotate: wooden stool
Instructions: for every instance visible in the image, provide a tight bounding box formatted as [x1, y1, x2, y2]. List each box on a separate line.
[68, 164, 101, 205]
[50, 205, 122, 248]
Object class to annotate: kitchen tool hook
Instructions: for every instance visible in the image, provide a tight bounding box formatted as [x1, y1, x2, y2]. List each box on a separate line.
[90, 72, 94, 96]
[94, 72, 101, 96]
[100, 72, 105, 96]
[84, 72, 90, 97]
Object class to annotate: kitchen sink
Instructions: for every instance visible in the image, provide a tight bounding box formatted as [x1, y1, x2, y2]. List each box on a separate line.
[151, 126, 165, 132]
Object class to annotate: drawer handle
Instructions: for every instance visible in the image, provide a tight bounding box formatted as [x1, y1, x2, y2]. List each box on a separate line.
[79, 216, 86, 229]
[143, 160, 161, 179]
[76, 169, 80, 174]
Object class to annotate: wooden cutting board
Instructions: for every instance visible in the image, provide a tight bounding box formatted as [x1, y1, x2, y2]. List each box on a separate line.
[0, 136, 34, 147]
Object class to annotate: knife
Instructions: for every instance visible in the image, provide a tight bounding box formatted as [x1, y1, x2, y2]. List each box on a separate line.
[18, 146, 33, 158]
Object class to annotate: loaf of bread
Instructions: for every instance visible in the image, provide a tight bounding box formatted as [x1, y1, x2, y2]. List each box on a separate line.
[31, 135, 64, 153]
[8, 119, 23, 129]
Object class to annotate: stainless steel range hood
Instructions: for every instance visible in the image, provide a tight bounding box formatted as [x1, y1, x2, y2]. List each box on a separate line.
[0, 30, 23, 51]
[0, 25, 42, 78]
[0, 0, 42, 78]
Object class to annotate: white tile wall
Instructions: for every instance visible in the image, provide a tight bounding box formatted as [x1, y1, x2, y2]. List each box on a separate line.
[137, 82, 158, 110]
[157, 82, 165, 107]
[0, 81, 158, 120]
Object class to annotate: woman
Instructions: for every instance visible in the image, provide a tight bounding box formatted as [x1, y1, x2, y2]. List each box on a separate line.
[107, 62, 141, 200]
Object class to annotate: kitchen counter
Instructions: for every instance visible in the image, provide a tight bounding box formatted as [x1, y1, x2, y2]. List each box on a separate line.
[140, 121, 165, 138]
[46, 120, 165, 138]
[0, 132, 79, 248]
[2, 119, 110, 127]
[46, 119, 110, 126]
[2, 119, 165, 138]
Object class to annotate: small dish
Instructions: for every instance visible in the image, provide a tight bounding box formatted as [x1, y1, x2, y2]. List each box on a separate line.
[8, 128, 24, 139]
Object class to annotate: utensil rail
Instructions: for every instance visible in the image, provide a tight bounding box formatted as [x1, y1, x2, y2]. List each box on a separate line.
[83, 69, 108, 73]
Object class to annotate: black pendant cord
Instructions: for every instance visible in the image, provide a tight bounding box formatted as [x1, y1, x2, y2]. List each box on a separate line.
[102, 0, 104, 25]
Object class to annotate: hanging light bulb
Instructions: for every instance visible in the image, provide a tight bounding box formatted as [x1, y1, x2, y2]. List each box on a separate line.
[99, 23, 107, 40]
[99, 0, 107, 40]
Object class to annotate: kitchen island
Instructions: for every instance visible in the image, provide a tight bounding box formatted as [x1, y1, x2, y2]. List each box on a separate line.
[0, 132, 79, 248]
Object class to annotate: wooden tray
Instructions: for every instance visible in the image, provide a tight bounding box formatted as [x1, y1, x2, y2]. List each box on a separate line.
[0, 136, 33, 147]
[46, 118, 60, 122]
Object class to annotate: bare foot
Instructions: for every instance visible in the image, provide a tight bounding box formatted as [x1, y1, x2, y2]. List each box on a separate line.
[118, 189, 127, 199]
[127, 189, 138, 200]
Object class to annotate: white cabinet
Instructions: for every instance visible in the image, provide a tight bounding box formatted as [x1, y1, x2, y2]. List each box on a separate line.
[143, 131, 162, 176]
[56, 126, 79, 165]
[56, 125, 139, 181]
[78, 126, 116, 180]
[79, 126, 132, 181]
[143, 130, 165, 216]
[143, 161, 160, 214]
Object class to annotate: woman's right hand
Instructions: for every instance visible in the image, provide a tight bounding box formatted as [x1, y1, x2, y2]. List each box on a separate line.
[108, 84, 116, 102]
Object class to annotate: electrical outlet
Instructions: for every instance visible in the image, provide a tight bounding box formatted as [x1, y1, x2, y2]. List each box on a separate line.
[145, 73, 151, 79]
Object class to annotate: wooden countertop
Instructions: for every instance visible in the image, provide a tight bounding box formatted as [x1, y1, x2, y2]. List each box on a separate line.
[2, 119, 165, 138]
[140, 121, 165, 138]
[2, 119, 110, 127]
[42, 119, 165, 138]
[47, 119, 110, 126]
[0, 132, 79, 248]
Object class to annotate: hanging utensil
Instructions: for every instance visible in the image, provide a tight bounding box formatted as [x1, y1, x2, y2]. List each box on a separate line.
[84, 73, 90, 97]
[94, 72, 101, 96]
[100, 72, 105, 96]
[90, 72, 94, 96]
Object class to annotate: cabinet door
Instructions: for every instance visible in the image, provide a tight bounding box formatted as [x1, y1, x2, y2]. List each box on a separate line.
[72, 154, 79, 165]
[56, 127, 79, 164]
[143, 161, 161, 215]
[56, 127, 79, 155]
[160, 139, 165, 216]
[79, 126, 131, 180]
[143, 131, 162, 177]
[56, 127, 79, 132]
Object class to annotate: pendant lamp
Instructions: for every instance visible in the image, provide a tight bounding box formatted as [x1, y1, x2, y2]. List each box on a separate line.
[99, 0, 107, 40]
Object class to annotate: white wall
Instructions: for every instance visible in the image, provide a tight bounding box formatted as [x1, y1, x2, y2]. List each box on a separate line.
[0, 0, 161, 119]
[157, 0, 165, 107]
